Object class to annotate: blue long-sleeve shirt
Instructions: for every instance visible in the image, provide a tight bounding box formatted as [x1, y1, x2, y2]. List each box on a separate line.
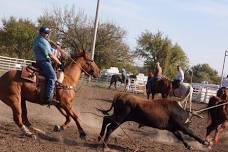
[32, 34, 54, 61]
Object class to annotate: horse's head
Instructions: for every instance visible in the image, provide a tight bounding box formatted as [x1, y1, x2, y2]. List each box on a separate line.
[73, 50, 101, 78]
[217, 87, 228, 100]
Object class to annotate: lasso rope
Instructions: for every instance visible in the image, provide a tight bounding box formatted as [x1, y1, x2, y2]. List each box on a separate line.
[83, 110, 140, 151]
[193, 102, 228, 114]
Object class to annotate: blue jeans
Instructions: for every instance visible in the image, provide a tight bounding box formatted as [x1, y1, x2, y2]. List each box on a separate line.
[37, 61, 57, 99]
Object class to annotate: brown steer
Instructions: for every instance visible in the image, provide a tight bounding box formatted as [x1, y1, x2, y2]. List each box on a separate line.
[97, 93, 207, 149]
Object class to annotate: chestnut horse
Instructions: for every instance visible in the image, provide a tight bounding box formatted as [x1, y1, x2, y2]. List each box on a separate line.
[108, 74, 125, 89]
[147, 77, 172, 99]
[0, 50, 100, 139]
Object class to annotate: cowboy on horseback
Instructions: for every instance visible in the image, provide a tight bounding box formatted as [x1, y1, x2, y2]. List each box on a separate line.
[154, 62, 163, 80]
[173, 65, 184, 89]
[32, 26, 63, 106]
[147, 62, 163, 90]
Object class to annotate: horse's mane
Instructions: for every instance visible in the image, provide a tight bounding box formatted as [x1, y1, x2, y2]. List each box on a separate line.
[64, 49, 87, 67]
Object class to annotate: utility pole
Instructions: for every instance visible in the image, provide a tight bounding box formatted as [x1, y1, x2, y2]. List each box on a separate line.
[89, 0, 100, 83]
[220, 50, 228, 87]
[91, 0, 100, 60]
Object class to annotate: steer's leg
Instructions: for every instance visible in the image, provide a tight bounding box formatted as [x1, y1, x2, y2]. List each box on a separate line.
[98, 115, 112, 142]
[104, 121, 120, 144]
[172, 130, 191, 149]
[173, 119, 206, 145]
[103, 108, 130, 145]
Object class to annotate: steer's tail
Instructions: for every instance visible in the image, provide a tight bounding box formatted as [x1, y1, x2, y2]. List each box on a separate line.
[96, 93, 120, 115]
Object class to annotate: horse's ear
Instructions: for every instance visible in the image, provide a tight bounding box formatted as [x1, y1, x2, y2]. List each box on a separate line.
[82, 49, 90, 59]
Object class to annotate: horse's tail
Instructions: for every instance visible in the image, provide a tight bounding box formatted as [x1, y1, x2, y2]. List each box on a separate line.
[96, 93, 119, 115]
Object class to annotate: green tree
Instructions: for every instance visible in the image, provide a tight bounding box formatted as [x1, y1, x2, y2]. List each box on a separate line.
[0, 17, 37, 59]
[135, 30, 188, 78]
[185, 64, 220, 84]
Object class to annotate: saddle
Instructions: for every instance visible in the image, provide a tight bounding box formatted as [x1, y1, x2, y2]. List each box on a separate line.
[21, 63, 42, 83]
[21, 63, 65, 101]
[21, 63, 64, 83]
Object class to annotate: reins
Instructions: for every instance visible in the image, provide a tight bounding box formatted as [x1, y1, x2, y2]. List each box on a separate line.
[49, 39, 92, 77]
[68, 56, 93, 77]
[55, 55, 92, 92]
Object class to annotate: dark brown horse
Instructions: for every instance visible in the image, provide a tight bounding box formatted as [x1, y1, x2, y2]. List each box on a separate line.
[0, 50, 101, 139]
[109, 74, 124, 89]
[205, 96, 228, 144]
[147, 77, 172, 99]
[146, 77, 193, 111]
[108, 74, 136, 89]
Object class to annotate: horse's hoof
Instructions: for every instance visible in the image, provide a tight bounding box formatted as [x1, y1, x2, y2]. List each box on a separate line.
[80, 132, 87, 140]
[53, 125, 64, 132]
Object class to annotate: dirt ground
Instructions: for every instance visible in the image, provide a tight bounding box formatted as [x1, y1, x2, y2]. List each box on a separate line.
[0, 83, 228, 152]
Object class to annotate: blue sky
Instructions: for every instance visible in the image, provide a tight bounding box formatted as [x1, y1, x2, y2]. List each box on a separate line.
[1, 0, 228, 76]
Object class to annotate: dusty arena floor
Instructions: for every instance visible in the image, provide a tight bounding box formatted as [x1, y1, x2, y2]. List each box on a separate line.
[0, 83, 228, 152]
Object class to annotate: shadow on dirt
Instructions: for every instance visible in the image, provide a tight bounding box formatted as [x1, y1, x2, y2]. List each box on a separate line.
[89, 98, 113, 103]
[34, 128, 129, 151]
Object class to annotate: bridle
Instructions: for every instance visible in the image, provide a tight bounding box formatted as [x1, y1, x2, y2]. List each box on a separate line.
[68, 55, 94, 77]
[49, 40, 94, 77]
[56, 56, 94, 92]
